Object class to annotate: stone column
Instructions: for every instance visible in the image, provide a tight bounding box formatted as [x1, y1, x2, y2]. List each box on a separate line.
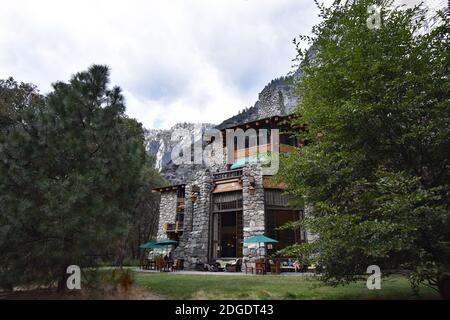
[242, 163, 265, 259]
[156, 191, 178, 241]
[179, 170, 213, 269]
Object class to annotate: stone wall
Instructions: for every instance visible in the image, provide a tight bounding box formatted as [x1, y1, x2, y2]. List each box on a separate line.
[174, 170, 213, 269]
[156, 191, 178, 240]
[159, 161, 305, 266]
[242, 163, 266, 259]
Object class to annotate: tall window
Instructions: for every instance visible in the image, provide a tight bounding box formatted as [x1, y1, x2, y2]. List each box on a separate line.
[211, 192, 243, 259]
[264, 189, 304, 253]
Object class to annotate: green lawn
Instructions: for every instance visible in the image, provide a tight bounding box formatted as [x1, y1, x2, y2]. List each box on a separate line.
[133, 272, 440, 300]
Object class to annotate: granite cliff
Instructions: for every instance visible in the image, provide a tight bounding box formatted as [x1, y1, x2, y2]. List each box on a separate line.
[145, 70, 301, 184]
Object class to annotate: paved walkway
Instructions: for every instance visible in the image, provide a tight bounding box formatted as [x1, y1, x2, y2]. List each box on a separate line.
[134, 268, 318, 277]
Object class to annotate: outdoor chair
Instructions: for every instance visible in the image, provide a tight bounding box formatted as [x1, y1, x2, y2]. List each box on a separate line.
[172, 259, 184, 271]
[140, 259, 147, 270]
[270, 260, 281, 274]
[255, 260, 266, 275]
[155, 258, 166, 272]
[155, 259, 161, 271]
[243, 260, 254, 274]
[164, 260, 173, 272]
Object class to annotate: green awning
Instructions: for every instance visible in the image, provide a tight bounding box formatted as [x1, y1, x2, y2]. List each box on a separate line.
[155, 239, 178, 246]
[139, 241, 158, 250]
[230, 154, 271, 170]
[243, 235, 278, 244]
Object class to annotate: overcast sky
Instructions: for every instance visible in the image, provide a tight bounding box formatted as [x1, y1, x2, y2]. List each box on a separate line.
[3, 0, 442, 129]
[0, 0, 333, 129]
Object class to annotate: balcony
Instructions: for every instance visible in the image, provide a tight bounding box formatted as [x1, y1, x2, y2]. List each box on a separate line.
[163, 223, 176, 233]
[164, 221, 184, 234]
[213, 169, 243, 182]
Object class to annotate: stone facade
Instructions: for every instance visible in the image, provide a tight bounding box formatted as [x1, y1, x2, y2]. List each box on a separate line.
[157, 162, 275, 269]
[241, 163, 266, 259]
[154, 132, 306, 269]
[174, 170, 213, 269]
[156, 191, 178, 241]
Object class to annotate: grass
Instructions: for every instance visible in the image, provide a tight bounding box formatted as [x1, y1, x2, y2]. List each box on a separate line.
[133, 272, 440, 300]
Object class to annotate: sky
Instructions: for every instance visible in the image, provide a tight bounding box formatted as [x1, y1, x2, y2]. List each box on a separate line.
[1, 0, 443, 129]
[0, 0, 332, 129]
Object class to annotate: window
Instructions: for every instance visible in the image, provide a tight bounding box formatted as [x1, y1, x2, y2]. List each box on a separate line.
[211, 191, 244, 258]
[213, 191, 243, 212]
[211, 211, 243, 258]
[264, 189, 304, 253]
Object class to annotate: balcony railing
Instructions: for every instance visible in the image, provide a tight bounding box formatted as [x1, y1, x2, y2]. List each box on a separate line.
[164, 221, 184, 234]
[213, 169, 243, 181]
[163, 223, 176, 233]
[175, 221, 184, 232]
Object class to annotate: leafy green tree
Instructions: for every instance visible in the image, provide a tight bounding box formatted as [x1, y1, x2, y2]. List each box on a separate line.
[278, 1, 449, 298]
[0, 66, 158, 290]
[0, 78, 44, 129]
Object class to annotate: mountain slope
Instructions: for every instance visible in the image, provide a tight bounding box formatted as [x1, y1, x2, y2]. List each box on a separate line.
[217, 70, 302, 130]
[145, 70, 302, 184]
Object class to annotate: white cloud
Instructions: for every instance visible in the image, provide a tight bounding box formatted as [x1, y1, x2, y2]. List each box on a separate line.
[0, 0, 327, 129]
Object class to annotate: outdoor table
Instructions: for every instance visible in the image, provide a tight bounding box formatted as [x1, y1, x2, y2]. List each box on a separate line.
[255, 260, 266, 275]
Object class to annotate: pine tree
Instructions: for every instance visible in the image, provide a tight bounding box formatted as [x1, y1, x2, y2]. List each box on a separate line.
[0, 66, 155, 290]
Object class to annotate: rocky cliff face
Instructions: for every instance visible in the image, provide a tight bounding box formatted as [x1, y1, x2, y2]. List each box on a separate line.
[144, 123, 215, 185]
[216, 69, 302, 129]
[145, 70, 301, 184]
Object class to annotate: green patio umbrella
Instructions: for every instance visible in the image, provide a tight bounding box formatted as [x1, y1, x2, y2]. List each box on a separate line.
[243, 235, 278, 259]
[155, 239, 178, 257]
[139, 241, 160, 262]
[155, 239, 178, 246]
[139, 241, 158, 250]
[244, 235, 278, 244]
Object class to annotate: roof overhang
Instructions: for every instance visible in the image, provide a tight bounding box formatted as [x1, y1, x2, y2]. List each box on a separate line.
[212, 179, 243, 193]
[219, 114, 293, 133]
[152, 184, 186, 193]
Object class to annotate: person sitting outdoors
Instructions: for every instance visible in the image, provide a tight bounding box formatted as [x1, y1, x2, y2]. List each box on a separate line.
[206, 261, 220, 272]
[293, 260, 308, 273]
[287, 259, 294, 267]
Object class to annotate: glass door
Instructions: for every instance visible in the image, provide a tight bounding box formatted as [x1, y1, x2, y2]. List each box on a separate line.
[212, 211, 243, 259]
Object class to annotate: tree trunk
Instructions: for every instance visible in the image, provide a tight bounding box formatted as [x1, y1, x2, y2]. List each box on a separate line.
[438, 274, 450, 300]
[57, 265, 69, 293]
